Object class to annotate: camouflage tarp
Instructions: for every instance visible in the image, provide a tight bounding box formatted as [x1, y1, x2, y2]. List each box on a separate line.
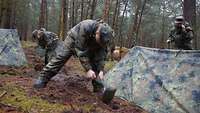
[104, 46, 200, 113]
[0, 29, 27, 66]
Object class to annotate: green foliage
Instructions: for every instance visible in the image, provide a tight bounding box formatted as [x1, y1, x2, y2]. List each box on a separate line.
[0, 84, 110, 113]
[105, 61, 117, 72]
[21, 41, 37, 48]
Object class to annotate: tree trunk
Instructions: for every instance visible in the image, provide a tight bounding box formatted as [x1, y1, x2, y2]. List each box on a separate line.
[127, 0, 141, 47]
[160, 1, 166, 49]
[71, 0, 75, 27]
[64, 0, 69, 38]
[0, 0, 2, 25]
[39, 0, 48, 28]
[50, 0, 56, 16]
[74, 0, 79, 24]
[102, 0, 110, 23]
[59, 0, 69, 40]
[11, 0, 17, 28]
[115, 0, 121, 45]
[111, 0, 119, 46]
[90, 0, 97, 19]
[119, 0, 128, 58]
[84, 0, 91, 19]
[135, 0, 147, 45]
[112, 0, 119, 28]
[80, 0, 84, 21]
[0, 0, 15, 29]
[183, 0, 197, 48]
[133, 0, 140, 33]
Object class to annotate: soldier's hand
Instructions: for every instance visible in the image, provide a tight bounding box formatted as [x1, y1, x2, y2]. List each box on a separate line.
[98, 71, 104, 80]
[86, 69, 96, 79]
[182, 24, 185, 29]
[166, 39, 171, 43]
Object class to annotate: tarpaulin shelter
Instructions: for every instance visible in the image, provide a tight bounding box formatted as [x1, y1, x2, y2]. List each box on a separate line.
[0, 29, 27, 66]
[104, 46, 200, 113]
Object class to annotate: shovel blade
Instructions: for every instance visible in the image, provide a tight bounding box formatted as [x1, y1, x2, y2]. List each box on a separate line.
[102, 87, 116, 104]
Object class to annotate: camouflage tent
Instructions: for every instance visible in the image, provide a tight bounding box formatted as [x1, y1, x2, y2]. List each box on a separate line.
[104, 46, 200, 113]
[0, 29, 27, 66]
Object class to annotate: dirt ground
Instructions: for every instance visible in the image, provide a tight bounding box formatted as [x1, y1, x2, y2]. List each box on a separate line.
[0, 46, 146, 113]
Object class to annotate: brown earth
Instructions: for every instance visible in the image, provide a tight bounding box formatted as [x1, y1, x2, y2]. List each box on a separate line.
[0, 46, 146, 113]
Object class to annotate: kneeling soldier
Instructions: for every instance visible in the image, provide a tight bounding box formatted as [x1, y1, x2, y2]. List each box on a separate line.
[33, 20, 116, 104]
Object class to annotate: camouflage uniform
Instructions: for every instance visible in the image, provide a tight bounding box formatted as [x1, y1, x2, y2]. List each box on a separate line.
[32, 29, 60, 64]
[167, 16, 194, 50]
[34, 20, 114, 93]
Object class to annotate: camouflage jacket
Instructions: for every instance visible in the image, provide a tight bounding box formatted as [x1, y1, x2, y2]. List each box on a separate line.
[168, 26, 193, 49]
[38, 31, 59, 50]
[68, 19, 110, 72]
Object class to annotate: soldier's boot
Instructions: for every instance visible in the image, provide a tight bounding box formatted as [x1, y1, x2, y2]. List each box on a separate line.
[92, 79, 104, 93]
[33, 76, 49, 89]
[102, 87, 116, 104]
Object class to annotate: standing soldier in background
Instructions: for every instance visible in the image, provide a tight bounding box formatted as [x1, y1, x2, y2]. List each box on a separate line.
[167, 16, 194, 50]
[33, 19, 116, 104]
[32, 28, 62, 65]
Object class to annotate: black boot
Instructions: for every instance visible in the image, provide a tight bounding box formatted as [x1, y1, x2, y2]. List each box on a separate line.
[102, 87, 116, 104]
[33, 76, 49, 89]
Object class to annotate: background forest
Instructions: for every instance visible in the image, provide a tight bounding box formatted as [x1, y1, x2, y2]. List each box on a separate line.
[0, 0, 200, 49]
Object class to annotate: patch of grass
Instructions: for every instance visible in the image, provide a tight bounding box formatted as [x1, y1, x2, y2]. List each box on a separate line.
[0, 70, 19, 77]
[0, 84, 110, 113]
[0, 66, 29, 77]
[81, 104, 95, 112]
[0, 73, 15, 77]
[105, 61, 117, 72]
[21, 41, 37, 48]
[0, 85, 69, 113]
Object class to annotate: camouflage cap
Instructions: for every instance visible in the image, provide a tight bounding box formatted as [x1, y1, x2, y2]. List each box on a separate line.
[39, 28, 46, 32]
[175, 16, 184, 24]
[98, 23, 114, 45]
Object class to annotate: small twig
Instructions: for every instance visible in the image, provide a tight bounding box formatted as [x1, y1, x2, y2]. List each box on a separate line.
[0, 91, 7, 98]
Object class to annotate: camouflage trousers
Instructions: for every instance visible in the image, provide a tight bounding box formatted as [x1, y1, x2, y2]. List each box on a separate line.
[35, 40, 65, 65]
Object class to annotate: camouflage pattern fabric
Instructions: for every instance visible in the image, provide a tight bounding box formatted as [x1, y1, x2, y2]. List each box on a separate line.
[0, 29, 27, 66]
[104, 46, 200, 113]
[35, 40, 65, 64]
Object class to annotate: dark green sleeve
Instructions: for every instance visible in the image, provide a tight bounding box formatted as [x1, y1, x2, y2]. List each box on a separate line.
[79, 56, 93, 71]
[93, 48, 107, 72]
[75, 48, 93, 71]
[186, 30, 194, 41]
[96, 57, 106, 72]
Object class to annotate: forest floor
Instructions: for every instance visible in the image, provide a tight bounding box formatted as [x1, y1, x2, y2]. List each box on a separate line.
[0, 42, 147, 113]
